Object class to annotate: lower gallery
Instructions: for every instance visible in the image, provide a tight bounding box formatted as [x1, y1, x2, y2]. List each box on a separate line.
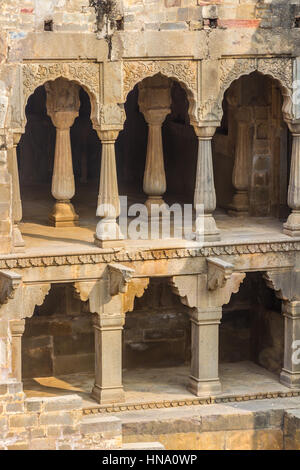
[1, 0, 300, 451]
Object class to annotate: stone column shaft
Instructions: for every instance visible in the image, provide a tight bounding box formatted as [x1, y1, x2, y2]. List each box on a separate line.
[193, 126, 220, 241]
[143, 110, 168, 213]
[92, 315, 125, 404]
[8, 133, 24, 251]
[188, 307, 222, 397]
[284, 128, 300, 236]
[9, 319, 25, 382]
[0, 134, 13, 253]
[228, 120, 250, 216]
[45, 78, 80, 227]
[94, 130, 123, 247]
[280, 301, 300, 388]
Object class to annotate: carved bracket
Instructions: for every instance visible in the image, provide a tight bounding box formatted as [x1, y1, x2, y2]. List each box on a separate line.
[74, 272, 149, 316]
[170, 271, 245, 310]
[207, 257, 234, 291]
[0, 270, 22, 304]
[22, 283, 51, 319]
[121, 277, 150, 313]
[169, 275, 198, 308]
[263, 269, 300, 301]
[108, 263, 135, 296]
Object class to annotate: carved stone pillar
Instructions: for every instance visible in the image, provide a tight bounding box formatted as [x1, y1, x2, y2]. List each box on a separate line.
[8, 133, 25, 251]
[171, 267, 245, 397]
[193, 126, 220, 241]
[189, 307, 222, 396]
[138, 75, 171, 214]
[228, 118, 250, 217]
[283, 124, 300, 236]
[92, 314, 125, 404]
[9, 319, 25, 382]
[94, 130, 123, 247]
[280, 301, 300, 389]
[45, 78, 80, 227]
[0, 133, 13, 253]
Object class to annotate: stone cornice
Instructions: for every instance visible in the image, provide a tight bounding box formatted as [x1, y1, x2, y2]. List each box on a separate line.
[0, 240, 299, 270]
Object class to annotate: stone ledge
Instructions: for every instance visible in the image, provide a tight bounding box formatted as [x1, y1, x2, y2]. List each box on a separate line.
[122, 442, 165, 450]
[80, 415, 121, 436]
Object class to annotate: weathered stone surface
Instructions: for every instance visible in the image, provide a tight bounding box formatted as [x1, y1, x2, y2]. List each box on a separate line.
[1, 0, 300, 453]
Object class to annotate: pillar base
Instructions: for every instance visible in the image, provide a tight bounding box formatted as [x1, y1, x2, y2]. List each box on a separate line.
[280, 369, 300, 389]
[228, 206, 249, 218]
[94, 236, 125, 248]
[49, 201, 79, 227]
[91, 384, 125, 404]
[94, 220, 124, 248]
[188, 376, 222, 397]
[228, 210, 249, 218]
[228, 191, 249, 217]
[195, 214, 220, 242]
[12, 224, 25, 252]
[283, 211, 300, 237]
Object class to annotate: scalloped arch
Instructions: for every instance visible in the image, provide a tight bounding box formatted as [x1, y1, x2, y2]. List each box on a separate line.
[122, 60, 198, 121]
[22, 62, 101, 130]
[217, 57, 294, 122]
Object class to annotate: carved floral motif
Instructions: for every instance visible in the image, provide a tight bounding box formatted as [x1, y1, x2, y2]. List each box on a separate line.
[22, 62, 100, 107]
[219, 58, 293, 96]
[123, 60, 197, 101]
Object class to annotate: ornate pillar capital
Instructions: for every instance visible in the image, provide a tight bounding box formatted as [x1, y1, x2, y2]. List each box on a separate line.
[45, 78, 80, 116]
[49, 110, 79, 130]
[287, 122, 300, 136]
[189, 306, 222, 325]
[9, 319, 25, 336]
[97, 129, 120, 142]
[193, 125, 217, 140]
[92, 313, 125, 329]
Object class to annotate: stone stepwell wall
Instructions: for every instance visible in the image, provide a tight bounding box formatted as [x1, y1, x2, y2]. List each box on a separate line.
[1, 380, 300, 449]
[1, 1, 299, 36]
[0, 382, 122, 450]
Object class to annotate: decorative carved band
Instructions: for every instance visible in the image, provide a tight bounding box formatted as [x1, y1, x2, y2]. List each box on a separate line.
[0, 241, 298, 270]
[83, 389, 300, 415]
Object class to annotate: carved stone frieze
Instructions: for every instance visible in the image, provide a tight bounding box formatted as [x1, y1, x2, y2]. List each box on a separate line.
[122, 60, 197, 103]
[0, 240, 298, 269]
